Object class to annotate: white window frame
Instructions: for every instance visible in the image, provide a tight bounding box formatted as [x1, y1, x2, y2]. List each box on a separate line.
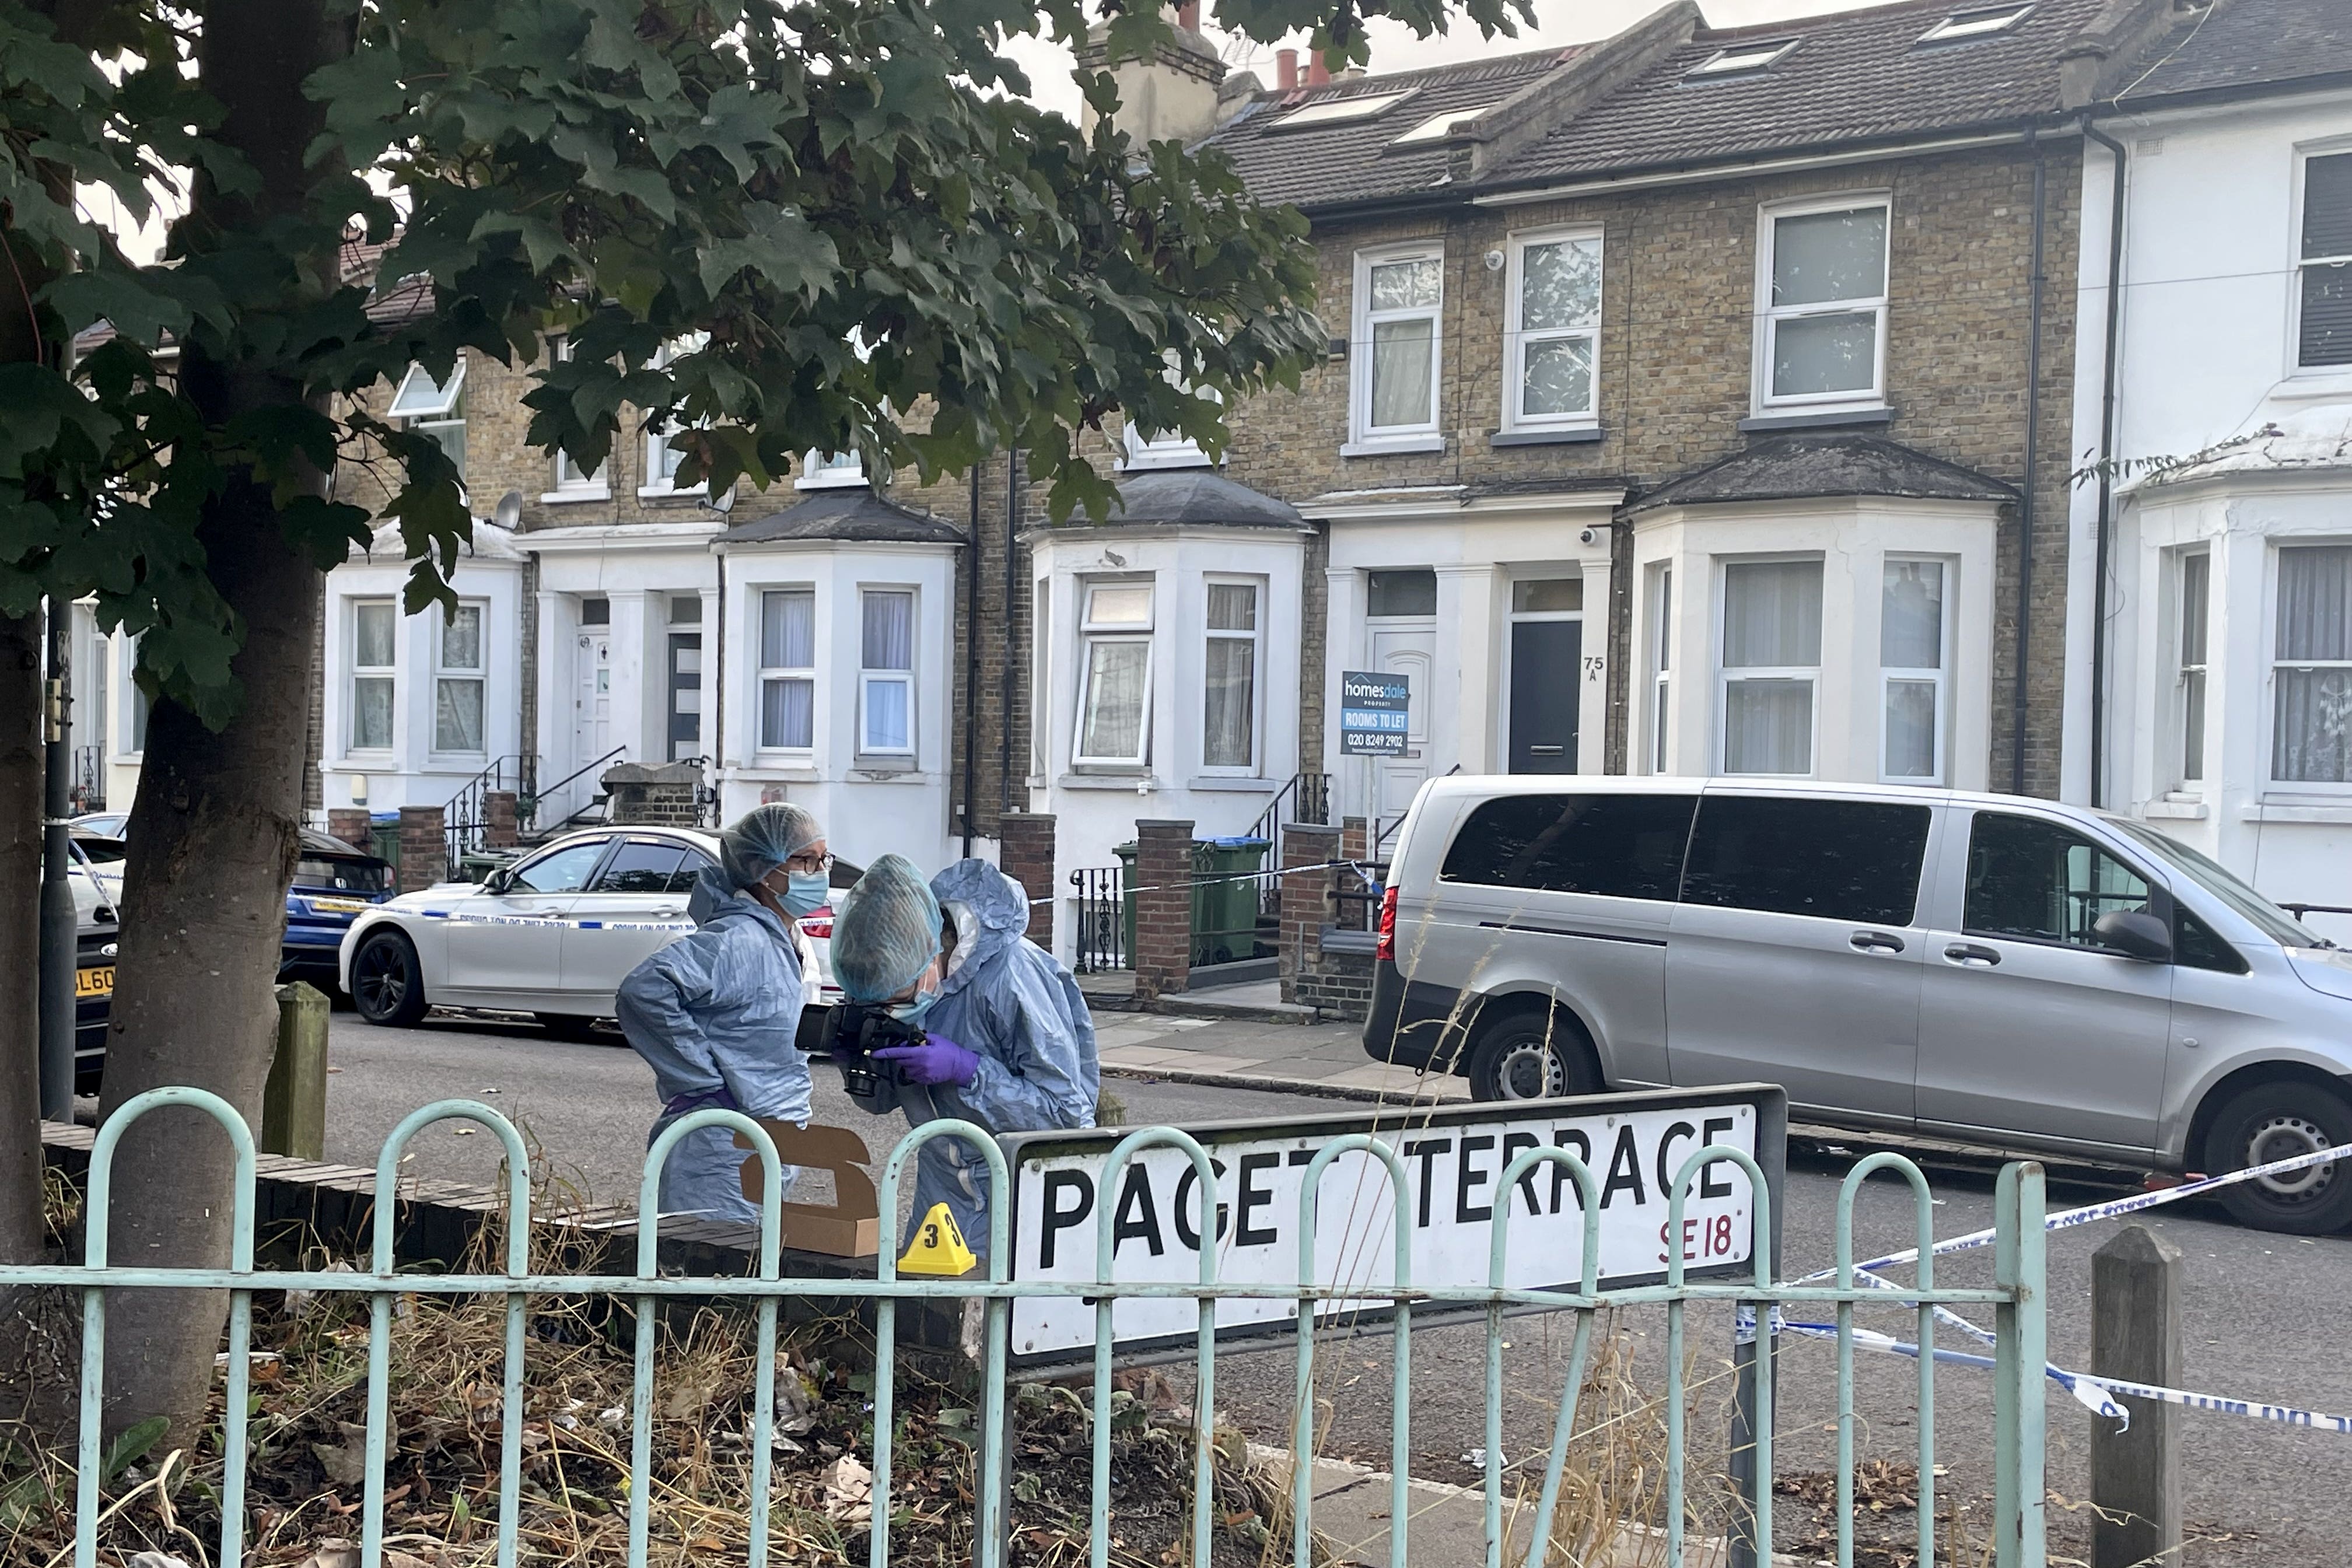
[544, 337, 610, 502]
[1714, 555, 1824, 778]
[2291, 143, 2352, 378]
[1648, 565, 1672, 774]
[1878, 556, 1951, 786]
[756, 586, 817, 754]
[1754, 193, 1891, 415]
[1200, 576, 1263, 775]
[1031, 576, 1052, 780]
[389, 359, 467, 482]
[797, 449, 868, 490]
[1346, 242, 1446, 455]
[639, 332, 711, 498]
[349, 599, 398, 756]
[120, 632, 149, 757]
[431, 601, 489, 758]
[2176, 550, 2210, 789]
[1073, 576, 1155, 769]
[1916, 4, 2032, 44]
[2266, 541, 2352, 792]
[857, 586, 918, 761]
[1502, 226, 1604, 433]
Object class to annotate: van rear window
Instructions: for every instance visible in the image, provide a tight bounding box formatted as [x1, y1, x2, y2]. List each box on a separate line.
[1681, 795, 1931, 925]
[1440, 794, 1697, 900]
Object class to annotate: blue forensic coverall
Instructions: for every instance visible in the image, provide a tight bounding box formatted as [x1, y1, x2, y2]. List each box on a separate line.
[616, 870, 814, 1224]
[908, 859, 1100, 1251]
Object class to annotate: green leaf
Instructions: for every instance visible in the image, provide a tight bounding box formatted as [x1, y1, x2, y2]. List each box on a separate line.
[102, 1416, 169, 1480]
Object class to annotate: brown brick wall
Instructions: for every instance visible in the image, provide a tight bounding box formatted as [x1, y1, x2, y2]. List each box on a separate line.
[397, 805, 445, 892]
[998, 811, 1057, 950]
[1132, 817, 1195, 998]
[327, 808, 370, 848]
[1277, 822, 1338, 1006]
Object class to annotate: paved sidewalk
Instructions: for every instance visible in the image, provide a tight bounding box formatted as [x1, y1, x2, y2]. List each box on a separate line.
[1088, 991, 1469, 1106]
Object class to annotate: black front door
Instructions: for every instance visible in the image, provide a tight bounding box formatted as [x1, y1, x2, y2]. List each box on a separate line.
[1509, 619, 1581, 774]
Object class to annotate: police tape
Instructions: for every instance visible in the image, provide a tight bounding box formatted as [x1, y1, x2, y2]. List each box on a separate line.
[414, 909, 692, 933]
[1773, 1318, 2352, 1435]
[1024, 857, 1381, 907]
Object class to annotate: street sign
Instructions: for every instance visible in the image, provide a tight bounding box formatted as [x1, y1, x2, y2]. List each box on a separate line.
[1340, 670, 1410, 757]
[1000, 1085, 1786, 1367]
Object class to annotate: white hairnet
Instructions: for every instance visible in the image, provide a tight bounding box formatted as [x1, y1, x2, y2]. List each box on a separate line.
[717, 803, 824, 891]
[831, 853, 943, 1003]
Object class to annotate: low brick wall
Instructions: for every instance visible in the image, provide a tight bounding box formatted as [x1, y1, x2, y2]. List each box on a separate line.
[1293, 928, 1376, 1022]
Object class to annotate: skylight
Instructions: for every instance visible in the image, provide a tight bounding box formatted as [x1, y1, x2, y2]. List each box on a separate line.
[1390, 106, 1493, 146]
[1685, 40, 1798, 78]
[1273, 90, 1416, 129]
[1918, 4, 2033, 43]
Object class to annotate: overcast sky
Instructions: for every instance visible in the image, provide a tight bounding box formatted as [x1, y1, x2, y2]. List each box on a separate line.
[1001, 0, 1892, 123]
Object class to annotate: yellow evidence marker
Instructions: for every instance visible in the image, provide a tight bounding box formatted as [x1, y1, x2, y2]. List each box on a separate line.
[898, 1202, 979, 1277]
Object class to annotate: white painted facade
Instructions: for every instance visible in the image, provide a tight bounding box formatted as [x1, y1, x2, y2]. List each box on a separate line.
[1027, 522, 1308, 965]
[1310, 490, 1620, 838]
[317, 521, 527, 816]
[2062, 88, 2352, 929]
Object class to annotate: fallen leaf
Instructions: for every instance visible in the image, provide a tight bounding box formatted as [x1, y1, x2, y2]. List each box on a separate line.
[821, 1454, 873, 1523]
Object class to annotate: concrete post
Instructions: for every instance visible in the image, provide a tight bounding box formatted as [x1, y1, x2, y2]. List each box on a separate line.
[1132, 818, 1195, 999]
[1279, 822, 1340, 1006]
[397, 804, 446, 892]
[2091, 1224, 2181, 1568]
[327, 807, 372, 849]
[483, 789, 520, 849]
[262, 981, 331, 1160]
[999, 812, 1057, 951]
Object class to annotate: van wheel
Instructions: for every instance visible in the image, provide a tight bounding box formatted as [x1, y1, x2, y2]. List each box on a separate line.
[1466, 1013, 1599, 1103]
[2202, 1080, 2352, 1235]
[351, 929, 429, 1028]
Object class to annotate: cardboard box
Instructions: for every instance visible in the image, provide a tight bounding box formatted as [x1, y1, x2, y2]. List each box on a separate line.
[735, 1121, 881, 1258]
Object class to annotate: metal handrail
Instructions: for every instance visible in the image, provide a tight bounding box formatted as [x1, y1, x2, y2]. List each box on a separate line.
[533, 743, 628, 830]
[1247, 772, 1331, 920]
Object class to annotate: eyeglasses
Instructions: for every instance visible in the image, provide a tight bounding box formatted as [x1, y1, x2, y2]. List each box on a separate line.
[783, 851, 835, 875]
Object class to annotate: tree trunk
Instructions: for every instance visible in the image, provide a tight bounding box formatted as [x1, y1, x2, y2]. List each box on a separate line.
[94, 0, 349, 1441]
[0, 614, 45, 1265]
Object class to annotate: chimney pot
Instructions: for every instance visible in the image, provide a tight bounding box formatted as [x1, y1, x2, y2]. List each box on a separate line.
[1307, 51, 1331, 85]
[1276, 48, 1297, 89]
[1175, 1, 1200, 29]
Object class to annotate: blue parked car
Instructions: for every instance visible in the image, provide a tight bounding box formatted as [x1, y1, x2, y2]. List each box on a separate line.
[71, 816, 393, 990]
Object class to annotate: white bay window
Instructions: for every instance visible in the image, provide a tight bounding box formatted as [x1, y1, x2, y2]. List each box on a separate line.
[859, 589, 915, 758]
[2178, 552, 2210, 787]
[351, 601, 396, 752]
[1076, 580, 1153, 766]
[1880, 559, 1946, 783]
[2273, 544, 2352, 783]
[1203, 580, 1260, 771]
[1349, 245, 1444, 451]
[433, 603, 487, 754]
[1719, 559, 1822, 775]
[1505, 229, 1601, 430]
[758, 588, 815, 750]
[1758, 198, 1889, 410]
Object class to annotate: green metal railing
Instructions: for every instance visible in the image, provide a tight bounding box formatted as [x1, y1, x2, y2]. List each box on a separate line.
[40, 1088, 2049, 1568]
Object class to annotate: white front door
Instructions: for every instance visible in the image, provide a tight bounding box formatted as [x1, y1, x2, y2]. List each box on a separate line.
[1368, 622, 1435, 831]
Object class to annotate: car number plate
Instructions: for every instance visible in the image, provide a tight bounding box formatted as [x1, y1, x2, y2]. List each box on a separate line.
[309, 896, 369, 914]
[76, 967, 113, 999]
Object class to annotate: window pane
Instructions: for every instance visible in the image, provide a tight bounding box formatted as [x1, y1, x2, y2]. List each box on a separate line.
[2182, 670, 2207, 783]
[580, 597, 610, 627]
[2179, 554, 2208, 665]
[1086, 583, 1153, 627]
[1772, 312, 1879, 397]
[862, 590, 914, 671]
[424, 419, 466, 477]
[1885, 679, 1938, 779]
[1963, 813, 2151, 946]
[1723, 679, 1813, 774]
[1440, 793, 1698, 901]
[1651, 679, 1670, 772]
[761, 590, 814, 668]
[2274, 667, 2352, 782]
[1514, 578, 1583, 614]
[596, 841, 689, 894]
[864, 677, 911, 751]
[670, 595, 702, 625]
[442, 605, 484, 671]
[356, 603, 396, 668]
[2299, 264, 2352, 368]
[1682, 795, 1931, 924]
[1723, 561, 1822, 667]
[1367, 570, 1437, 617]
[435, 677, 485, 751]
[666, 851, 719, 895]
[1521, 336, 1594, 418]
[387, 362, 463, 419]
[1206, 583, 1257, 632]
[1771, 207, 1888, 305]
[1881, 561, 1943, 668]
[1370, 317, 1435, 428]
[1204, 636, 1255, 768]
[2301, 152, 2352, 259]
[1368, 257, 1441, 312]
[129, 674, 149, 752]
[352, 675, 393, 750]
[1520, 237, 1600, 330]
[2277, 546, 2352, 660]
[1656, 569, 1672, 668]
[1080, 640, 1149, 759]
[761, 677, 813, 748]
[510, 839, 608, 895]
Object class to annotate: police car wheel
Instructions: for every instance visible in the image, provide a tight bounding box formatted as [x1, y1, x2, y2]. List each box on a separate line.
[1466, 1012, 1596, 1103]
[351, 929, 429, 1028]
[2204, 1080, 2352, 1236]
[535, 1012, 606, 1042]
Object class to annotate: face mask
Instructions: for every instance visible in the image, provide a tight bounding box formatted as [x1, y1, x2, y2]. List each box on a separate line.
[780, 869, 831, 918]
[888, 989, 938, 1027]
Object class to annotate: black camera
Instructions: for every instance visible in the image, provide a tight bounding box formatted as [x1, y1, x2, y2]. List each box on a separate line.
[812, 1000, 926, 1114]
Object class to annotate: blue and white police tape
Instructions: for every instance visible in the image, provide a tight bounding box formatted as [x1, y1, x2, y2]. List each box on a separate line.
[1774, 1318, 2352, 1434]
[1797, 1135, 2352, 1285]
[413, 909, 692, 933]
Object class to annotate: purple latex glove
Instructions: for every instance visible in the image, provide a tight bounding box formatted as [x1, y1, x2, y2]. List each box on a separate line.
[872, 1038, 981, 1088]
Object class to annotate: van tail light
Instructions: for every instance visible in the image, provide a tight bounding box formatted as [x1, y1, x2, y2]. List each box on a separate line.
[1376, 886, 1398, 963]
[802, 907, 834, 940]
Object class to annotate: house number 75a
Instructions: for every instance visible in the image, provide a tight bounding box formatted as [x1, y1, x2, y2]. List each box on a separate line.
[1583, 657, 1605, 682]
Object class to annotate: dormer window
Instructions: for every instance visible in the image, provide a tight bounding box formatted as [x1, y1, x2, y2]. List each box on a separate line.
[388, 360, 467, 477]
[798, 450, 867, 489]
[1391, 107, 1490, 147]
[1916, 4, 2032, 44]
[1273, 90, 1415, 130]
[1685, 40, 1797, 78]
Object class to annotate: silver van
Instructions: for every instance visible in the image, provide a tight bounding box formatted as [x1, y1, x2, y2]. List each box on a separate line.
[1364, 776, 2352, 1234]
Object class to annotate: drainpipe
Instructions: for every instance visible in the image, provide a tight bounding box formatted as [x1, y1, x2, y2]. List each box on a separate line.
[962, 466, 981, 856]
[2080, 114, 2129, 809]
[999, 450, 1021, 827]
[2014, 127, 2048, 797]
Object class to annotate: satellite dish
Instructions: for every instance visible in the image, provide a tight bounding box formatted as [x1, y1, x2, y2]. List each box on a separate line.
[494, 490, 523, 530]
